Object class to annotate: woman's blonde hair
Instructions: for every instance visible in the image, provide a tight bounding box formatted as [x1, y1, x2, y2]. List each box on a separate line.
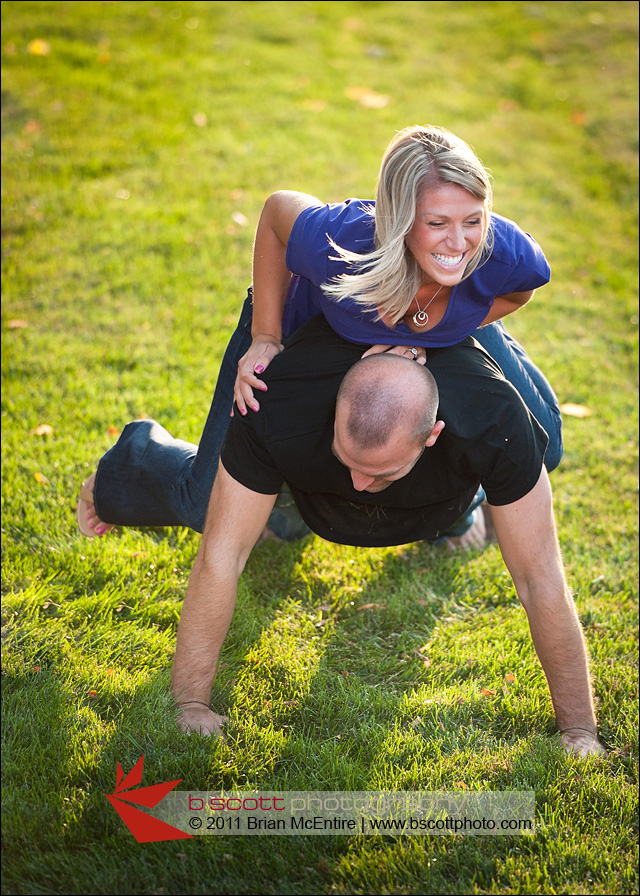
[323, 125, 494, 324]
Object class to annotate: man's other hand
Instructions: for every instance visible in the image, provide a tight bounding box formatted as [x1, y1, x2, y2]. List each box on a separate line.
[560, 727, 608, 758]
[176, 704, 227, 737]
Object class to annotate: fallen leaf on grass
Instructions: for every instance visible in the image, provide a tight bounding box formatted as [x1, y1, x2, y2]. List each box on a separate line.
[107, 425, 120, 437]
[34, 471, 49, 484]
[345, 86, 390, 108]
[88, 690, 98, 699]
[560, 403, 593, 418]
[301, 98, 327, 112]
[455, 781, 469, 789]
[193, 112, 208, 127]
[7, 319, 28, 329]
[481, 687, 496, 696]
[504, 673, 516, 683]
[28, 39, 51, 56]
[30, 423, 54, 436]
[231, 211, 248, 227]
[357, 602, 386, 611]
[570, 110, 588, 126]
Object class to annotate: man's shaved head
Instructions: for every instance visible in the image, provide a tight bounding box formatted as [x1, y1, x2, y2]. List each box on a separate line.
[336, 353, 439, 450]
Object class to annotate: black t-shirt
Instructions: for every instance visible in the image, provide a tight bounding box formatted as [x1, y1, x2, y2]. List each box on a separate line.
[221, 316, 548, 547]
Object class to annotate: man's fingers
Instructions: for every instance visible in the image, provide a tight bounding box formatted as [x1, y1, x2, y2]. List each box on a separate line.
[559, 729, 608, 758]
[176, 708, 227, 738]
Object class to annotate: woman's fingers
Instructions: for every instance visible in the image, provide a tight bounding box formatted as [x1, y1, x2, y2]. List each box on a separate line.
[360, 343, 393, 358]
[233, 339, 283, 415]
[361, 344, 427, 365]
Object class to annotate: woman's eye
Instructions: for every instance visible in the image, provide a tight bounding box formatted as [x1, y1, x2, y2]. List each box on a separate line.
[428, 221, 444, 228]
[466, 219, 482, 226]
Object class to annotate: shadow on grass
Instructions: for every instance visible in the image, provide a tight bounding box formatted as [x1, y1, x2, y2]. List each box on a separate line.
[1, 534, 620, 896]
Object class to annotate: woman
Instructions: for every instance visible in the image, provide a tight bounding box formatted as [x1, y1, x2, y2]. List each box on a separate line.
[78, 125, 561, 541]
[236, 126, 558, 438]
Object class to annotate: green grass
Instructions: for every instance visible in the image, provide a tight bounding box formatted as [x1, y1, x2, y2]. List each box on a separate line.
[1, 1, 638, 894]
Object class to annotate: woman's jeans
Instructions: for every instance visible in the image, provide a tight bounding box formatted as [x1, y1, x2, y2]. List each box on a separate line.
[93, 293, 563, 538]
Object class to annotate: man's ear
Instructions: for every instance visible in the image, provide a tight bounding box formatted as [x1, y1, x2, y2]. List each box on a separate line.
[425, 420, 445, 448]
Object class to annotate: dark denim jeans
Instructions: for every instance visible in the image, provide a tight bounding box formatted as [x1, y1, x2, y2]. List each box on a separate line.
[472, 320, 563, 472]
[93, 293, 562, 538]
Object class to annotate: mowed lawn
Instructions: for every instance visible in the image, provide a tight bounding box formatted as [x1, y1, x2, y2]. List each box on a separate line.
[1, 2, 638, 895]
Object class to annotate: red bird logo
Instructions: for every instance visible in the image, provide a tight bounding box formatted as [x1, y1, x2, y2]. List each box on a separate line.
[105, 755, 193, 842]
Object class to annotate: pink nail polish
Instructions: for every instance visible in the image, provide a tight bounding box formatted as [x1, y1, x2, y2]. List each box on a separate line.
[255, 365, 264, 374]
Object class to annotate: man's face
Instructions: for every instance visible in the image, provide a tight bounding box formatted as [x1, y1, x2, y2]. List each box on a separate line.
[332, 422, 426, 493]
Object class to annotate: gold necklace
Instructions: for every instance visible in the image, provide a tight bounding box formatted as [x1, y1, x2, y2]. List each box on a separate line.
[412, 283, 445, 327]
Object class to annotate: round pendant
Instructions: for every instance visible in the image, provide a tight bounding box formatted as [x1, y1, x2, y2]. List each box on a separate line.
[413, 310, 429, 327]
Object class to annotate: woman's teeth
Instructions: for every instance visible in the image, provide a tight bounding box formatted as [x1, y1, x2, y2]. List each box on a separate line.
[433, 253, 464, 267]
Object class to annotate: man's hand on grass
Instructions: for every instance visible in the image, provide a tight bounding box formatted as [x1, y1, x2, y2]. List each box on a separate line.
[176, 704, 227, 737]
[559, 727, 608, 758]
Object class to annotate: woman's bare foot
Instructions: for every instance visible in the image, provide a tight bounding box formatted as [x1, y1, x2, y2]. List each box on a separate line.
[77, 472, 114, 537]
[445, 506, 487, 551]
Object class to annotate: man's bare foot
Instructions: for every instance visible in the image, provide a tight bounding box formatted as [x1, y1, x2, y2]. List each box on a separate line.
[446, 506, 487, 551]
[77, 472, 114, 537]
[559, 728, 608, 758]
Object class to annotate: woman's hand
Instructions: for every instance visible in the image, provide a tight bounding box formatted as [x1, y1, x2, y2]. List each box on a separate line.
[233, 336, 284, 416]
[361, 344, 427, 366]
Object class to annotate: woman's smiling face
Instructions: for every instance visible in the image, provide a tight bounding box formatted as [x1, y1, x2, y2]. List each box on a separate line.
[405, 182, 485, 286]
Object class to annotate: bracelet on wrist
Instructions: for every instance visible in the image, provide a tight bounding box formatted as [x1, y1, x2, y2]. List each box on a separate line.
[557, 726, 597, 736]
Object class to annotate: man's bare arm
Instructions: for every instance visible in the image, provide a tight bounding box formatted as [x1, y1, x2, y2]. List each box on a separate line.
[171, 462, 278, 735]
[490, 468, 606, 757]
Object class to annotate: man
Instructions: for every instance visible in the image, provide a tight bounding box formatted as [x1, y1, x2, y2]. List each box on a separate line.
[170, 315, 605, 757]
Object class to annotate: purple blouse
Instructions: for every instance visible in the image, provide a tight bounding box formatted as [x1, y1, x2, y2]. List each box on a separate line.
[283, 199, 550, 346]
